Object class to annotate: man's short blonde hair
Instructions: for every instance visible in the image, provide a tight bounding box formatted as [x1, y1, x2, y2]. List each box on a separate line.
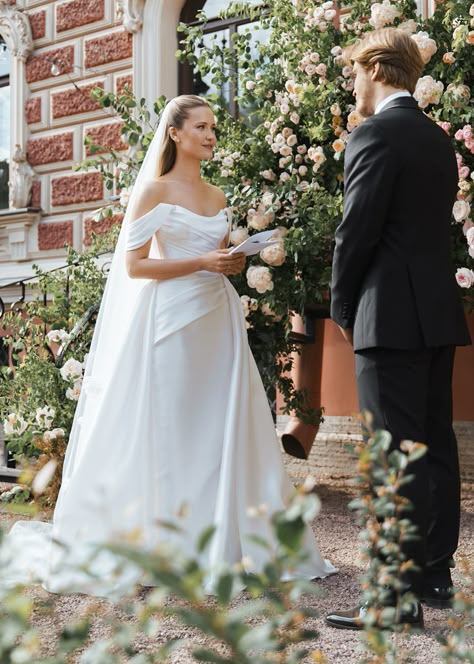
[344, 27, 424, 94]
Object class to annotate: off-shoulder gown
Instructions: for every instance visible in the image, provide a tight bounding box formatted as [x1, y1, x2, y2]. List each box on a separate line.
[2, 204, 336, 596]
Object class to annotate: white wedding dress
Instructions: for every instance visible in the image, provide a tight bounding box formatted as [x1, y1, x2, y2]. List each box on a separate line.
[2, 203, 336, 597]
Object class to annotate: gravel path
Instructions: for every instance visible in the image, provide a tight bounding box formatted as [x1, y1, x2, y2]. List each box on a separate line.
[1, 476, 473, 663]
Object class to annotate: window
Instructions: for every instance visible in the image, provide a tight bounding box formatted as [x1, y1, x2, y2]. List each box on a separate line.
[179, 0, 265, 117]
[0, 39, 10, 210]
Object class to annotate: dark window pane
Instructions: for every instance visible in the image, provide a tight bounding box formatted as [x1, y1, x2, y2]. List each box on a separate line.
[0, 44, 10, 210]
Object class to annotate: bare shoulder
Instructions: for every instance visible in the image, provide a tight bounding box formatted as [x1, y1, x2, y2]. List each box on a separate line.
[205, 183, 227, 209]
[128, 179, 170, 223]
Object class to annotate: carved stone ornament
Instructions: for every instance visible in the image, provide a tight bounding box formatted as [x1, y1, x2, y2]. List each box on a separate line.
[116, 0, 145, 33]
[9, 144, 34, 210]
[0, 2, 33, 63]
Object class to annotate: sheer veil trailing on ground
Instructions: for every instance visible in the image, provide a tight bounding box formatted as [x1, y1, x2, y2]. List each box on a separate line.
[2, 99, 336, 597]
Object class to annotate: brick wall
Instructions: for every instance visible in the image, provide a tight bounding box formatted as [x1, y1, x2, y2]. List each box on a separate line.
[22, 0, 133, 257]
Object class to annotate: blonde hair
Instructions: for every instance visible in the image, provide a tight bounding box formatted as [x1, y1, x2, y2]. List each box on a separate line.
[157, 95, 212, 176]
[344, 28, 424, 94]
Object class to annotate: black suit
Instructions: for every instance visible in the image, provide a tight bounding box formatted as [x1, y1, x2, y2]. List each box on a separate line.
[330, 96, 471, 592]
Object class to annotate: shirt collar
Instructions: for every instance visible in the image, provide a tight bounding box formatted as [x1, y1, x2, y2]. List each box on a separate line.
[375, 90, 412, 115]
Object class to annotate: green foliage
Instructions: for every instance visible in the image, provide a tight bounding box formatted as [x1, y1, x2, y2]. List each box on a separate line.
[0, 236, 112, 460]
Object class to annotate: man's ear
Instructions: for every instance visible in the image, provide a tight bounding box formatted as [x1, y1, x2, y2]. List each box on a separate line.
[370, 62, 381, 81]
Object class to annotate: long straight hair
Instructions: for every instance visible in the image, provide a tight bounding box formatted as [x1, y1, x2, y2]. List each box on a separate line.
[157, 95, 211, 177]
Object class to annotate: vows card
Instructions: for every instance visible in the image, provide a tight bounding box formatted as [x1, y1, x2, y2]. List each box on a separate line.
[229, 230, 279, 256]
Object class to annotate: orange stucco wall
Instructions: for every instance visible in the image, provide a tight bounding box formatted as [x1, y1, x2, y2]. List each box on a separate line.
[279, 313, 474, 421]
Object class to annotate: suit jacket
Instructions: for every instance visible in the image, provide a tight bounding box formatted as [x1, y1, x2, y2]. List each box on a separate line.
[330, 96, 471, 352]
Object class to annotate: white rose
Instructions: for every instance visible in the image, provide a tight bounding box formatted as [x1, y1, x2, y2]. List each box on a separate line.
[230, 227, 249, 246]
[298, 165, 308, 176]
[399, 19, 418, 34]
[279, 172, 290, 182]
[411, 31, 437, 63]
[50, 427, 65, 440]
[290, 112, 300, 124]
[466, 226, 474, 247]
[3, 413, 28, 436]
[260, 169, 276, 181]
[245, 80, 256, 90]
[260, 242, 286, 266]
[305, 64, 317, 77]
[66, 380, 83, 401]
[247, 266, 274, 294]
[248, 213, 271, 231]
[453, 200, 471, 222]
[119, 187, 132, 208]
[413, 76, 444, 109]
[222, 156, 234, 167]
[369, 0, 401, 29]
[279, 145, 292, 157]
[46, 329, 70, 345]
[60, 358, 84, 382]
[35, 405, 55, 430]
[261, 192, 274, 207]
[287, 134, 298, 147]
[455, 267, 474, 288]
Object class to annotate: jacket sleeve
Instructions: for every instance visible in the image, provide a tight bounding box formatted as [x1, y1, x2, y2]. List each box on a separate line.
[330, 120, 397, 328]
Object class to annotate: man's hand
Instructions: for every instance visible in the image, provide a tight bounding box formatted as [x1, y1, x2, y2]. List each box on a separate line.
[338, 326, 353, 346]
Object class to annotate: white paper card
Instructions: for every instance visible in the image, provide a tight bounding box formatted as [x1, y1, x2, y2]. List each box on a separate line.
[229, 230, 279, 256]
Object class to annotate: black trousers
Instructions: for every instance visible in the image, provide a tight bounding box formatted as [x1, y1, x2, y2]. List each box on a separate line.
[355, 346, 460, 593]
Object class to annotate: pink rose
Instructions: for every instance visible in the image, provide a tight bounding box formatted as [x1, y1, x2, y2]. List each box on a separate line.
[466, 226, 474, 246]
[455, 267, 474, 288]
[459, 166, 470, 180]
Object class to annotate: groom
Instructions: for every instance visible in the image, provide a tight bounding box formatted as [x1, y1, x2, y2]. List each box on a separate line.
[327, 27, 471, 629]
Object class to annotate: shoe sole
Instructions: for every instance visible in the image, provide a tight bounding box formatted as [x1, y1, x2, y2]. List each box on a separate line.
[324, 618, 363, 630]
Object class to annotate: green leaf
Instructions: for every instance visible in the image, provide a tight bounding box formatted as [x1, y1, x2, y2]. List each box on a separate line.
[197, 525, 216, 553]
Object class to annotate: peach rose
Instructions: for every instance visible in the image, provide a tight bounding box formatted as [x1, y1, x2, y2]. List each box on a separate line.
[260, 241, 286, 266]
[230, 227, 249, 246]
[247, 265, 274, 293]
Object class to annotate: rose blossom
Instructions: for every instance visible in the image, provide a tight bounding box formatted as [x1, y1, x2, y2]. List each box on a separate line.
[455, 267, 474, 288]
[342, 65, 353, 78]
[411, 31, 437, 63]
[453, 200, 471, 222]
[248, 212, 272, 231]
[298, 165, 308, 176]
[260, 169, 276, 181]
[290, 112, 300, 124]
[398, 19, 418, 34]
[35, 405, 55, 430]
[305, 64, 317, 77]
[330, 103, 341, 116]
[230, 227, 249, 246]
[119, 187, 132, 208]
[46, 328, 70, 344]
[279, 172, 290, 182]
[332, 139, 346, 159]
[413, 76, 444, 109]
[240, 294, 258, 321]
[287, 134, 298, 147]
[66, 380, 83, 401]
[247, 266, 274, 293]
[347, 110, 364, 130]
[369, 0, 401, 29]
[245, 80, 256, 90]
[3, 413, 27, 436]
[437, 121, 451, 134]
[60, 358, 83, 382]
[466, 226, 474, 247]
[260, 241, 286, 266]
[315, 63, 327, 77]
[443, 52, 456, 64]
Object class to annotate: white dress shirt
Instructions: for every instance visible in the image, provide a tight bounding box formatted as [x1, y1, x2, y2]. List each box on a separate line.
[375, 90, 411, 114]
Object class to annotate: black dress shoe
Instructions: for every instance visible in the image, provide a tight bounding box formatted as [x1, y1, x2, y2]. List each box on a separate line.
[421, 585, 454, 609]
[325, 601, 424, 631]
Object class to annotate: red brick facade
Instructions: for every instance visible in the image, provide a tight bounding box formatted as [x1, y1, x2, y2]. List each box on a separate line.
[51, 81, 104, 119]
[116, 74, 133, 96]
[83, 213, 123, 246]
[85, 31, 132, 68]
[27, 133, 74, 166]
[85, 122, 125, 155]
[38, 221, 74, 250]
[25, 97, 42, 124]
[52, 173, 103, 206]
[29, 10, 47, 41]
[56, 0, 105, 33]
[26, 45, 75, 84]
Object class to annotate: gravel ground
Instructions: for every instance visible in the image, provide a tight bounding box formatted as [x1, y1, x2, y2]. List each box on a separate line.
[1, 476, 473, 663]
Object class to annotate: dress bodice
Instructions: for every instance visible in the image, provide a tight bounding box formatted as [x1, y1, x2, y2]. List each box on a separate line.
[126, 202, 230, 258]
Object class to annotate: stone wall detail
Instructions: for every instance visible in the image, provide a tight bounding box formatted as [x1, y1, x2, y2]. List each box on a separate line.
[56, 0, 105, 33]
[85, 121, 124, 155]
[116, 0, 144, 34]
[83, 213, 123, 245]
[85, 30, 132, 68]
[29, 10, 46, 41]
[25, 96, 41, 124]
[51, 172, 103, 207]
[9, 145, 34, 209]
[51, 81, 104, 119]
[38, 220, 73, 250]
[27, 132, 74, 166]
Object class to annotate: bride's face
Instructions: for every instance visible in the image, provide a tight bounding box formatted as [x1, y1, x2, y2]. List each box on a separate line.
[172, 106, 217, 161]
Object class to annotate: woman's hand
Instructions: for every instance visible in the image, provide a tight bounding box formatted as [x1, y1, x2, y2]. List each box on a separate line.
[201, 248, 246, 275]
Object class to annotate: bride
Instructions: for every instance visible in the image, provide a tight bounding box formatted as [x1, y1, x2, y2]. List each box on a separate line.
[3, 95, 336, 596]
